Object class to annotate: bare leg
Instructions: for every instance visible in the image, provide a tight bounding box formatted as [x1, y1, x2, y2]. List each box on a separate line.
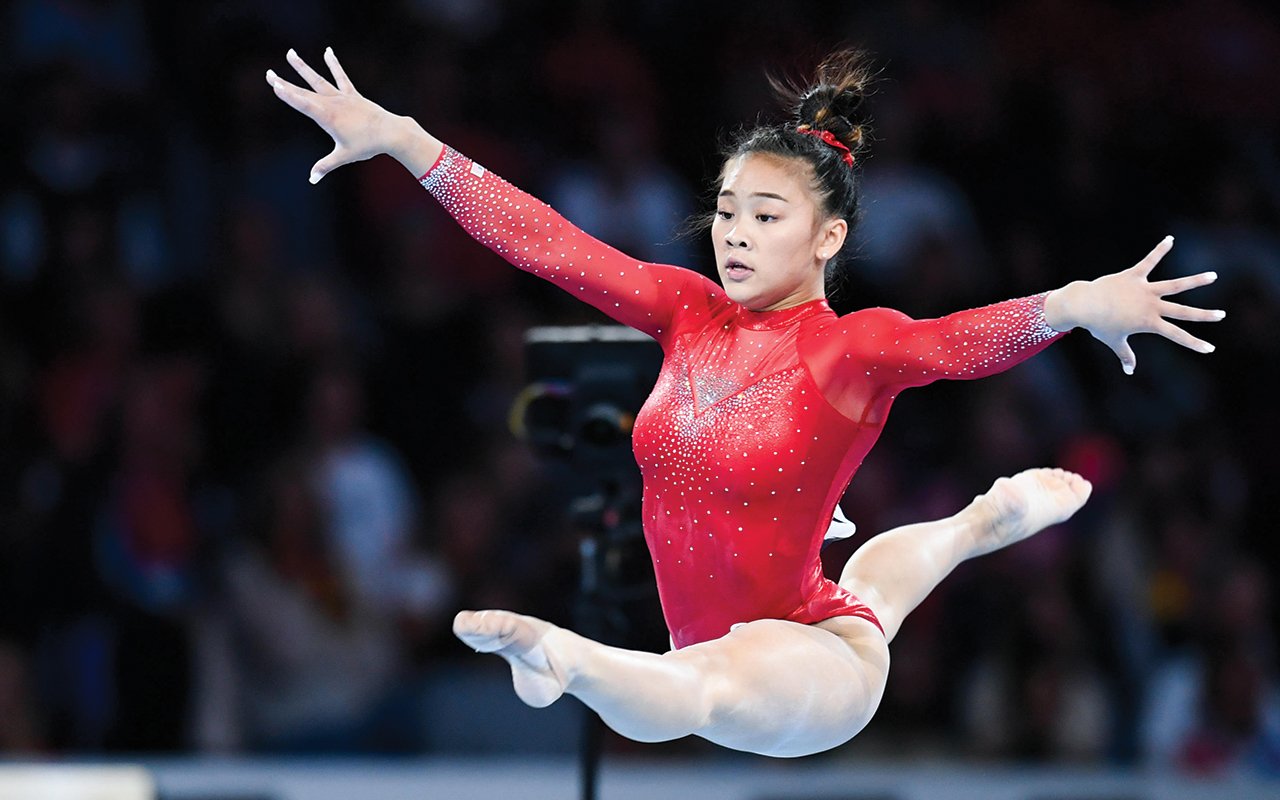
[453, 610, 888, 757]
[838, 467, 1092, 642]
[452, 467, 1087, 755]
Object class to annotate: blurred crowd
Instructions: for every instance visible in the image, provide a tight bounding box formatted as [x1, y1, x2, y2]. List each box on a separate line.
[1, 0, 1278, 774]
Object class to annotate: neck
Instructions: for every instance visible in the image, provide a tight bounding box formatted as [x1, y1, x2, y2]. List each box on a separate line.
[750, 277, 826, 313]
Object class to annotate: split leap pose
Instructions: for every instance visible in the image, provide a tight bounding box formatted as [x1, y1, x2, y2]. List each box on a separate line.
[266, 48, 1223, 757]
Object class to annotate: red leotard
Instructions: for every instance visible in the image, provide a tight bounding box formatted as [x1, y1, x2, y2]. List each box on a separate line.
[421, 147, 1066, 649]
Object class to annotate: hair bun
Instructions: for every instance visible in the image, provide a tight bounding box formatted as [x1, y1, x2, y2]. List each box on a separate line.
[798, 88, 863, 136]
[775, 49, 874, 155]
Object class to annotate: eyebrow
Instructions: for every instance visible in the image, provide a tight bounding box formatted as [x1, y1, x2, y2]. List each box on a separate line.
[718, 189, 790, 202]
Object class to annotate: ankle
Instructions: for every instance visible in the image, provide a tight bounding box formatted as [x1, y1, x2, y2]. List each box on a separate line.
[957, 492, 1000, 559]
[540, 626, 583, 689]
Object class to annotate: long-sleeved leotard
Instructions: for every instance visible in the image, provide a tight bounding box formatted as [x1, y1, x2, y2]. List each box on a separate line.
[421, 147, 1065, 649]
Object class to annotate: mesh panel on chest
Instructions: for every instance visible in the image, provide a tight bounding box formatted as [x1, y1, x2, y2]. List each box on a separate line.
[686, 325, 804, 413]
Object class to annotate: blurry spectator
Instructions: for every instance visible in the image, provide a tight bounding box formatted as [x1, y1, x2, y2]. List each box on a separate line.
[960, 573, 1109, 762]
[1143, 561, 1280, 776]
[429, 437, 579, 630]
[38, 280, 137, 465]
[219, 455, 412, 751]
[7, 283, 137, 752]
[1177, 637, 1280, 775]
[540, 2, 659, 151]
[1210, 274, 1280, 604]
[546, 107, 694, 267]
[853, 93, 990, 308]
[92, 358, 205, 616]
[6, 65, 130, 294]
[285, 274, 364, 363]
[305, 361, 451, 619]
[432, 469, 511, 614]
[90, 357, 207, 750]
[202, 201, 295, 483]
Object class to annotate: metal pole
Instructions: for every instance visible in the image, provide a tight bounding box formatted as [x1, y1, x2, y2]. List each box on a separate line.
[579, 703, 603, 800]
[577, 533, 604, 800]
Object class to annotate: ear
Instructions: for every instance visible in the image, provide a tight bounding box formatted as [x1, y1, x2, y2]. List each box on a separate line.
[816, 217, 848, 261]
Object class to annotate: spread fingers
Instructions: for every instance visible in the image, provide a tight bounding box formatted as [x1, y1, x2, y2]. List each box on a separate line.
[286, 48, 338, 95]
[1159, 300, 1226, 323]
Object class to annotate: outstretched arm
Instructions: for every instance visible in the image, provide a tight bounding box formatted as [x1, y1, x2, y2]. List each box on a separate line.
[1043, 236, 1223, 374]
[265, 48, 718, 340]
[815, 237, 1224, 418]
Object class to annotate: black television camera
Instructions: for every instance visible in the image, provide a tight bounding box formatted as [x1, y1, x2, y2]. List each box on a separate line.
[511, 324, 667, 650]
[514, 324, 662, 470]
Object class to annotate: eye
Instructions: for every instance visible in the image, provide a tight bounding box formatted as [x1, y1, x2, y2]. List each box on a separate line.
[716, 210, 734, 220]
[755, 214, 776, 223]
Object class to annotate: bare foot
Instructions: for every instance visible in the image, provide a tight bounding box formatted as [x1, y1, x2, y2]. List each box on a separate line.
[453, 609, 568, 708]
[969, 468, 1092, 557]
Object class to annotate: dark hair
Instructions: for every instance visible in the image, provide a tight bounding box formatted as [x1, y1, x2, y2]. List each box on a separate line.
[704, 49, 876, 289]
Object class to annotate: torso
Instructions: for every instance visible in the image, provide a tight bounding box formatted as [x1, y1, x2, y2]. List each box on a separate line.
[632, 298, 884, 648]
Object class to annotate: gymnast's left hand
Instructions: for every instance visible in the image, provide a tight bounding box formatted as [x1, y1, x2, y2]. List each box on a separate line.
[1043, 236, 1225, 375]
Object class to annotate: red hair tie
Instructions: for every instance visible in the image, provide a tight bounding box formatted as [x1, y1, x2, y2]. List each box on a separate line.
[796, 126, 855, 167]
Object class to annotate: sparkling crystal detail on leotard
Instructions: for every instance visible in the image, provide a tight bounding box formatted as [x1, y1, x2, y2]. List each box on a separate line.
[419, 147, 466, 195]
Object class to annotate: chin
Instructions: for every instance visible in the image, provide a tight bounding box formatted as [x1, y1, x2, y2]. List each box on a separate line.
[721, 282, 760, 308]
[724, 289, 756, 309]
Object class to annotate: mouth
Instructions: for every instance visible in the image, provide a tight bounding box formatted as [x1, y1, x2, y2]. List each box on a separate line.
[724, 259, 754, 281]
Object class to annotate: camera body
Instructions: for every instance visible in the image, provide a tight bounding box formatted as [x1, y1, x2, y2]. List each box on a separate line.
[518, 324, 663, 471]
[516, 325, 667, 650]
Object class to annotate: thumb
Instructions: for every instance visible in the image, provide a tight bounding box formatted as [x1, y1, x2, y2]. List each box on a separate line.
[1112, 338, 1137, 375]
[309, 146, 347, 184]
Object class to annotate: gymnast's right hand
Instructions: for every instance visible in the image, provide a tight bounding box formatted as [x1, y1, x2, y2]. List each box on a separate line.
[266, 47, 442, 184]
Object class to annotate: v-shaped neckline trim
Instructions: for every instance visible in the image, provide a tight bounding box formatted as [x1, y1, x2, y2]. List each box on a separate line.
[688, 363, 805, 417]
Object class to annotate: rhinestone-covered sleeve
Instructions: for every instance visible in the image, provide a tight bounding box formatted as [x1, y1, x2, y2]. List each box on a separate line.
[420, 146, 707, 340]
[829, 292, 1067, 391]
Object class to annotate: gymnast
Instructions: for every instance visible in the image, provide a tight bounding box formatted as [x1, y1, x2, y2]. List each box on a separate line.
[266, 47, 1223, 757]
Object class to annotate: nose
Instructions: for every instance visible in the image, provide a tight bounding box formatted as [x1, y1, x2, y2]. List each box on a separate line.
[724, 227, 747, 249]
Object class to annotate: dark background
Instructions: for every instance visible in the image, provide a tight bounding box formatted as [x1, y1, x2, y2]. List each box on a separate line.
[1, 0, 1278, 775]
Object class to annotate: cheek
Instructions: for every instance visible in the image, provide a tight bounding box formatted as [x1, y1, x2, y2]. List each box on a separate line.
[780, 229, 814, 260]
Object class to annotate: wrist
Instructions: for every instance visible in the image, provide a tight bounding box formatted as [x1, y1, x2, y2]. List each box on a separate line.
[1044, 280, 1089, 332]
[387, 115, 443, 178]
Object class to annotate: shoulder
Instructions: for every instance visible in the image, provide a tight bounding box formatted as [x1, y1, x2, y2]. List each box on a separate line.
[653, 264, 729, 311]
[829, 306, 913, 341]
[795, 307, 921, 370]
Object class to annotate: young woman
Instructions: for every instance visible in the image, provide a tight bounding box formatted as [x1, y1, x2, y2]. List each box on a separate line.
[266, 47, 1223, 757]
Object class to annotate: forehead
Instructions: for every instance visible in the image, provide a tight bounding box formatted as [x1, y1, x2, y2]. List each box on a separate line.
[719, 152, 816, 201]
